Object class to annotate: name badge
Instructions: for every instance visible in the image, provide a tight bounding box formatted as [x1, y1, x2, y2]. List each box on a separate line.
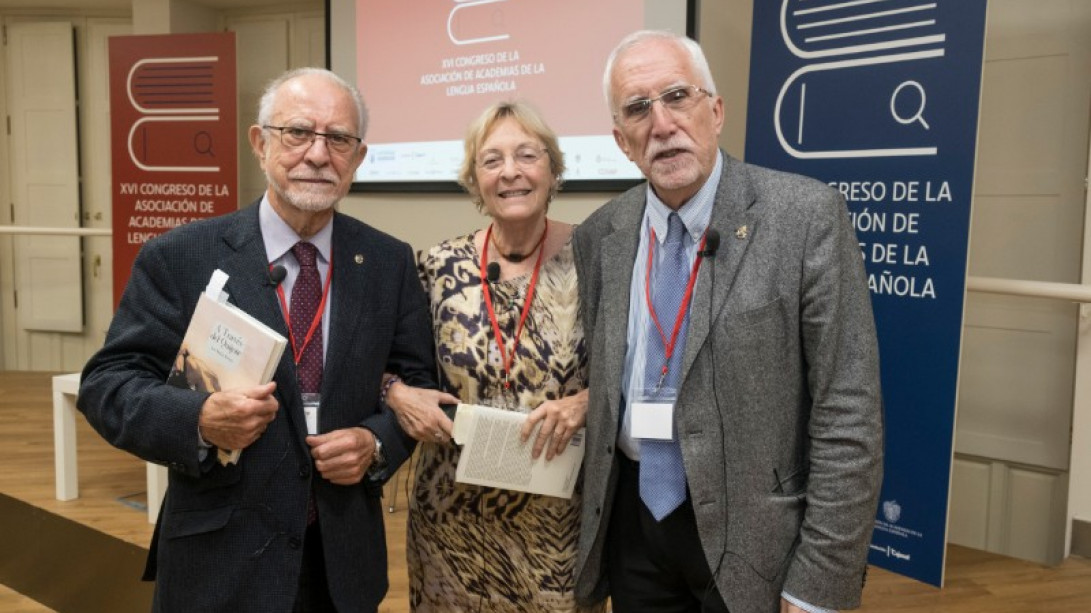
[630, 401, 675, 441]
[302, 392, 320, 435]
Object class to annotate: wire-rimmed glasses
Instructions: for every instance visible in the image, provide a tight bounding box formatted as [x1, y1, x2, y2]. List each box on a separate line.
[615, 84, 713, 126]
[262, 125, 362, 155]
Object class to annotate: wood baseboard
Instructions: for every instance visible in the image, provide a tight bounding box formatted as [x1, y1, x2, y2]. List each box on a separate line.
[1073, 517, 1091, 558]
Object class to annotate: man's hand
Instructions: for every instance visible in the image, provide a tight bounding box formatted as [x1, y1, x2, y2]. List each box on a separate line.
[197, 382, 278, 451]
[307, 427, 374, 485]
[385, 380, 459, 444]
[520, 389, 588, 461]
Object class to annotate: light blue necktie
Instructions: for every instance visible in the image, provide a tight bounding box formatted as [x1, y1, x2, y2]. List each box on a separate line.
[639, 212, 690, 521]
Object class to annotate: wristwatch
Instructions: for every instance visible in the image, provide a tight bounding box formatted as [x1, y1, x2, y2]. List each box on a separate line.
[368, 432, 388, 476]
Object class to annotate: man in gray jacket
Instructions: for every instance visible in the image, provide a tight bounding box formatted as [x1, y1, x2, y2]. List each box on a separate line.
[573, 30, 884, 613]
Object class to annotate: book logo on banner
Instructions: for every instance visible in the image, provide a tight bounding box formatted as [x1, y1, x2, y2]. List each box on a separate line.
[773, 1, 945, 160]
[125, 57, 223, 173]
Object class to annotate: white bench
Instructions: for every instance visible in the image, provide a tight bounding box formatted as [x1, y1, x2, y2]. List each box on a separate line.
[53, 372, 167, 524]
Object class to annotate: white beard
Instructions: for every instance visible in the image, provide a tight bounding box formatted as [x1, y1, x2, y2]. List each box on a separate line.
[267, 171, 339, 212]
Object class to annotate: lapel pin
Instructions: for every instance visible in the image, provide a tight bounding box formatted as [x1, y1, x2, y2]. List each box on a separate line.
[735, 225, 749, 240]
[354, 254, 365, 264]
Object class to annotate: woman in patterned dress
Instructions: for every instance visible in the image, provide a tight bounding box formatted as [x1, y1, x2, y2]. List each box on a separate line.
[384, 101, 603, 612]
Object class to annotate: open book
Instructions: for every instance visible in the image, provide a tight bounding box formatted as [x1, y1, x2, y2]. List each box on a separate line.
[451, 403, 586, 499]
[167, 270, 287, 465]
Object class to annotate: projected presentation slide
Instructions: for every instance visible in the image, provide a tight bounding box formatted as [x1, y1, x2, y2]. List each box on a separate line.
[331, 0, 690, 187]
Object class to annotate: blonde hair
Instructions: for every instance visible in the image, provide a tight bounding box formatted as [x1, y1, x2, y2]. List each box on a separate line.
[458, 101, 566, 212]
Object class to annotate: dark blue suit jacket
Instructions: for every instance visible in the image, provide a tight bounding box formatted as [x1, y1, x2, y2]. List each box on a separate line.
[78, 202, 435, 612]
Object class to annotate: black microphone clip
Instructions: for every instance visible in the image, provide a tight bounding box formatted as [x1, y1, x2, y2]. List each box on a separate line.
[486, 262, 501, 284]
[267, 264, 287, 287]
[699, 229, 720, 258]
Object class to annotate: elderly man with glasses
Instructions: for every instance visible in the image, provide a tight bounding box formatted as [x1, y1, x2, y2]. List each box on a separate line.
[78, 67, 436, 613]
[572, 31, 884, 613]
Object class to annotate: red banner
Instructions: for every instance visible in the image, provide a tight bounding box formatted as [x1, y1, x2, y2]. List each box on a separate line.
[109, 32, 237, 307]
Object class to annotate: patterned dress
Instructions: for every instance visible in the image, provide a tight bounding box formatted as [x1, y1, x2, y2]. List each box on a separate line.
[408, 232, 602, 612]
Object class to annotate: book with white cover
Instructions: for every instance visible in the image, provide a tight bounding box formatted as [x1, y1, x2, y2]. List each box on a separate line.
[167, 271, 287, 465]
[451, 403, 585, 499]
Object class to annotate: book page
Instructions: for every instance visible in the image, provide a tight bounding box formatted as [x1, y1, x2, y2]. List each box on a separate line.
[451, 403, 585, 499]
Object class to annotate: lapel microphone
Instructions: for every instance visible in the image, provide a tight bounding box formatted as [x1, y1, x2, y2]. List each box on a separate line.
[699, 229, 720, 258]
[486, 262, 501, 284]
[267, 265, 287, 287]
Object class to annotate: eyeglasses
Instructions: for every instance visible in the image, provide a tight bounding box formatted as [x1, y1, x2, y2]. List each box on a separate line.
[616, 85, 713, 125]
[262, 125, 362, 155]
[477, 146, 548, 173]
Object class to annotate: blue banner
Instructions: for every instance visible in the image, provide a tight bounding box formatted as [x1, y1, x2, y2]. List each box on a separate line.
[744, 0, 987, 586]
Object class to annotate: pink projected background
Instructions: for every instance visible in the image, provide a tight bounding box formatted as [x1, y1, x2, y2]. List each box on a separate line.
[357, 0, 642, 143]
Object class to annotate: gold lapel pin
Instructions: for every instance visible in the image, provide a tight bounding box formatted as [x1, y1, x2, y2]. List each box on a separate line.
[735, 225, 749, 240]
[354, 254, 365, 264]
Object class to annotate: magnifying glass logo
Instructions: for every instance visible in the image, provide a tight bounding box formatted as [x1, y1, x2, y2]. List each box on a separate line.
[891, 80, 930, 130]
[194, 131, 215, 157]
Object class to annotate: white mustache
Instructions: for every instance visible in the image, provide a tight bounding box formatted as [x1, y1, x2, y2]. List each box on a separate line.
[646, 137, 695, 161]
[289, 172, 338, 183]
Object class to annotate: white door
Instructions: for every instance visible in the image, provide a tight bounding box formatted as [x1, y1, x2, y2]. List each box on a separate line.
[80, 19, 132, 359]
[6, 21, 83, 333]
[952, 0, 1091, 563]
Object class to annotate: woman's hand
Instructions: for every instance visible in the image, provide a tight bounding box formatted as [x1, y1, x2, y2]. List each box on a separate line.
[385, 379, 460, 444]
[520, 389, 589, 461]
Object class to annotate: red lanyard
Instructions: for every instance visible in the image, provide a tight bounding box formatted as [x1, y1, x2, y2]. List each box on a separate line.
[480, 221, 548, 389]
[644, 226, 708, 389]
[274, 253, 333, 365]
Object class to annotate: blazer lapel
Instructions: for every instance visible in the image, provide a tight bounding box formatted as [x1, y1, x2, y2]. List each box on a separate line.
[601, 191, 645, 420]
[319, 213, 368, 404]
[680, 154, 759, 381]
[219, 204, 288, 339]
[218, 202, 306, 441]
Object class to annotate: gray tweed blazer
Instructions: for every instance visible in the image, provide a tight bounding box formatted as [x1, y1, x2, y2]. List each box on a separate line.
[572, 153, 884, 613]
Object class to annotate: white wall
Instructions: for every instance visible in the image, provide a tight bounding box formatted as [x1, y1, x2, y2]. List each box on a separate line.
[1068, 135, 1091, 554]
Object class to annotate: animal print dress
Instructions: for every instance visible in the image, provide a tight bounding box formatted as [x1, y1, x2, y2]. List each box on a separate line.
[408, 233, 602, 612]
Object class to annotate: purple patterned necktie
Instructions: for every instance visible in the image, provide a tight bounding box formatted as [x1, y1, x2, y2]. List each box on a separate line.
[291, 241, 323, 526]
[639, 212, 691, 521]
[291, 242, 324, 394]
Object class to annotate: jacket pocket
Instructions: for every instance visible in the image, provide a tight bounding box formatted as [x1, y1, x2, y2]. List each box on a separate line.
[727, 492, 806, 581]
[161, 505, 233, 539]
[772, 465, 808, 495]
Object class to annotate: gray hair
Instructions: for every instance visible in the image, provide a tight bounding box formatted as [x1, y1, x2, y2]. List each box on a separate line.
[601, 30, 717, 114]
[256, 67, 369, 139]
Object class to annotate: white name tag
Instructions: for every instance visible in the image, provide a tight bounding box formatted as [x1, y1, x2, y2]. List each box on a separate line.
[630, 401, 675, 440]
[302, 392, 320, 435]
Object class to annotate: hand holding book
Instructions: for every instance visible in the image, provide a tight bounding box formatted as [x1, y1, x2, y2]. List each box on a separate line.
[197, 382, 279, 462]
[167, 270, 288, 465]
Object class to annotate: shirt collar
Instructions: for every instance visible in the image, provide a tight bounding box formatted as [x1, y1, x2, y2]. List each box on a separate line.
[259, 194, 334, 265]
[644, 150, 723, 244]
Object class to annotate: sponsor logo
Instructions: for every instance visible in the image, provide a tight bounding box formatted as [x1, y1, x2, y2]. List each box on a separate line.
[883, 499, 902, 524]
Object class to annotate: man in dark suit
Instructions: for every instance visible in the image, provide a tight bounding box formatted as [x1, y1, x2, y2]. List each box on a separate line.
[573, 31, 884, 613]
[77, 68, 435, 612]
